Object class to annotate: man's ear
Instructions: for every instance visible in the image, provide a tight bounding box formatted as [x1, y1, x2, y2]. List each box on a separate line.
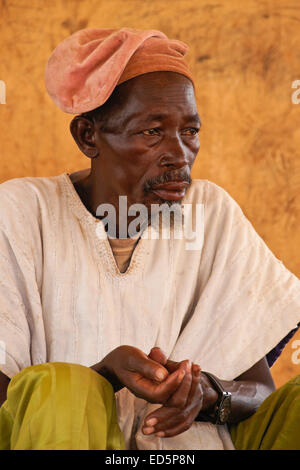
[70, 116, 99, 158]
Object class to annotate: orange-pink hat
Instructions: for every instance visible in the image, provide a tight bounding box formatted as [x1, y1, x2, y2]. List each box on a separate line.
[45, 27, 194, 114]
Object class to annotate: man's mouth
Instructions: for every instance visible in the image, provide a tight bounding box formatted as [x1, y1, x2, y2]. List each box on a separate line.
[150, 181, 189, 201]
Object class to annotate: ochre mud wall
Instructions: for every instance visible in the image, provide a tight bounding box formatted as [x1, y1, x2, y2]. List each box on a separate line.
[0, 0, 299, 387]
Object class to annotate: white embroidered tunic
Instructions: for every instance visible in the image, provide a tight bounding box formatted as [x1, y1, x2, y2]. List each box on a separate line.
[0, 173, 299, 450]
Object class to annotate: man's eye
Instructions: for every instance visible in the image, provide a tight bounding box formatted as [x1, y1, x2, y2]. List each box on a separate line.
[141, 128, 160, 136]
[183, 128, 200, 135]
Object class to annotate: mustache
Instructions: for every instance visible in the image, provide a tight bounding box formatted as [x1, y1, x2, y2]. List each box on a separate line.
[143, 168, 192, 193]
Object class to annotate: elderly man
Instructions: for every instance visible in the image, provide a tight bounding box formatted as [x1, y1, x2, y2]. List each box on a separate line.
[0, 28, 299, 451]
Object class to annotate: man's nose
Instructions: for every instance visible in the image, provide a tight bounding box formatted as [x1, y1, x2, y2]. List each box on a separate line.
[158, 134, 189, 169]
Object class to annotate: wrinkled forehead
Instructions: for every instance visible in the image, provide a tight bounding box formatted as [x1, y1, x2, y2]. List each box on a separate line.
[115, 72, 198, 119]
[121, 71, 195, 100]
[89, 71, 199, 131]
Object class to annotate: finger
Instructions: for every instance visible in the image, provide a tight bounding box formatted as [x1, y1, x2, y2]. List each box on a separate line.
[166, 361, 193, 408]
[149, 366, 187, 401]
[143, 365, 203, 435]
[144, 372, 202, 434]
[145, 407, 194, 438]
[148, 347, 167, 366]
[143, 406, 186, 434]
[155, 420, 192, 438]
[126, 351, 169, 382]
[150, 367, 202, 431]
[164, 359, 201, 374]
[192, 363, 201, 377]
[164, 359, 181, 373]
[186, 365, 203, 412]
[132, 366, 186, 403]
[147, 390, 203, 434]
[189, 364, 201, 398]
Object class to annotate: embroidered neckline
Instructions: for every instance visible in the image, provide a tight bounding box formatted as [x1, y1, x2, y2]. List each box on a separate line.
[60, 172, 151, 280]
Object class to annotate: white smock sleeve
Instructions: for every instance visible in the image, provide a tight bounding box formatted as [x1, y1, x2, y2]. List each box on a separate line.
[0, 179, 44, 379]
[170, 181, 300, 381]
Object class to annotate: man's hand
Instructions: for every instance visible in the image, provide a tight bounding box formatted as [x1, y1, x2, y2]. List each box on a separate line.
[91, 345, 186, 404]
[142, 348, 207, 438]
[142, 350, 277, 434]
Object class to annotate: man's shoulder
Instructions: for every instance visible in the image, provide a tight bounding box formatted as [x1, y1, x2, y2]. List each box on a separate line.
[0, 174, 65, 204]
[184, 179, 246, 227]
[186, 179, 239, 207]
[0, 174, 66, 220]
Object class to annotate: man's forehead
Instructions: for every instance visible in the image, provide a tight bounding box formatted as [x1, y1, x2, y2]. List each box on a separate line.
[100, 72, 199, 129]
[122, 111, 201, 128]
[118, 71, 195, 101]
[119, 77, 197, 121]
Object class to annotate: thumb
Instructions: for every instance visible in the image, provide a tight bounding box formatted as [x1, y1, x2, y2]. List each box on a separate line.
[129, 352, 169, 382]
[148, 347, 168, 366]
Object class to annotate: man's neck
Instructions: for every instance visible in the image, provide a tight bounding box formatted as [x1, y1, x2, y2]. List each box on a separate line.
[69, 169, 150, 238]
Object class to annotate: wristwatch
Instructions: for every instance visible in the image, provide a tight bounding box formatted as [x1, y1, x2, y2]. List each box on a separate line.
[198, 372, 232, 425]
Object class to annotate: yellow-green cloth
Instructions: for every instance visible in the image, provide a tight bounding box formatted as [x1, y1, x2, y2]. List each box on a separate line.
[0, 362, 125, 450]
[229, 375, 300, 450]
[1, 363, 299, 450]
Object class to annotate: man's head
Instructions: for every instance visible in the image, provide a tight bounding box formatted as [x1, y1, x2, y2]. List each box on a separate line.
[45, 27, 201, 211]
[70, 71, 201, 208]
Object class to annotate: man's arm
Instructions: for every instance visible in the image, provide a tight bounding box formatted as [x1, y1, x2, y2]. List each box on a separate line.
[0, 370, 10, 407]
[200, 356, 276, 424]
[142, 352, 276, 437]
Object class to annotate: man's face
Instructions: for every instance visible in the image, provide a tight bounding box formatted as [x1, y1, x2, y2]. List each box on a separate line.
[92, 71, 201, 208]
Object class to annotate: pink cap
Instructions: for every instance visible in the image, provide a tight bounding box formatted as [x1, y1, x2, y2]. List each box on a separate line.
[45, 27, 194, 114]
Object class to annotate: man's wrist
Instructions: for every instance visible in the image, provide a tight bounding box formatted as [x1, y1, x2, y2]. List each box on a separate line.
[196, 372, 232, 425]
[90, 362, 124, 393]
[199, 372, 219, 411]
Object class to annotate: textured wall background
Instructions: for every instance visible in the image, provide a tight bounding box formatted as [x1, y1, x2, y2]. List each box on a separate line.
[0, 0, 299, 387]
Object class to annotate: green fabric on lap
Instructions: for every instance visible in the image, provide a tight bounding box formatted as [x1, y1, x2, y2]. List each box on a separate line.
[0, 362, 125, 450]
[229, 375, 300, 450]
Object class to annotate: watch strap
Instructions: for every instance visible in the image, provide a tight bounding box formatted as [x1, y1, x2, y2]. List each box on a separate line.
[199, 372, 232, 425]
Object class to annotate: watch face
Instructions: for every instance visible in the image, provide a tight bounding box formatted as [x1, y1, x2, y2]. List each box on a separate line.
[218, 394, 231, 424]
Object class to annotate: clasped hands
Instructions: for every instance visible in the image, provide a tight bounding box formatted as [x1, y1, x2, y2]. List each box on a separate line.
[96, 345, 218, 438]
